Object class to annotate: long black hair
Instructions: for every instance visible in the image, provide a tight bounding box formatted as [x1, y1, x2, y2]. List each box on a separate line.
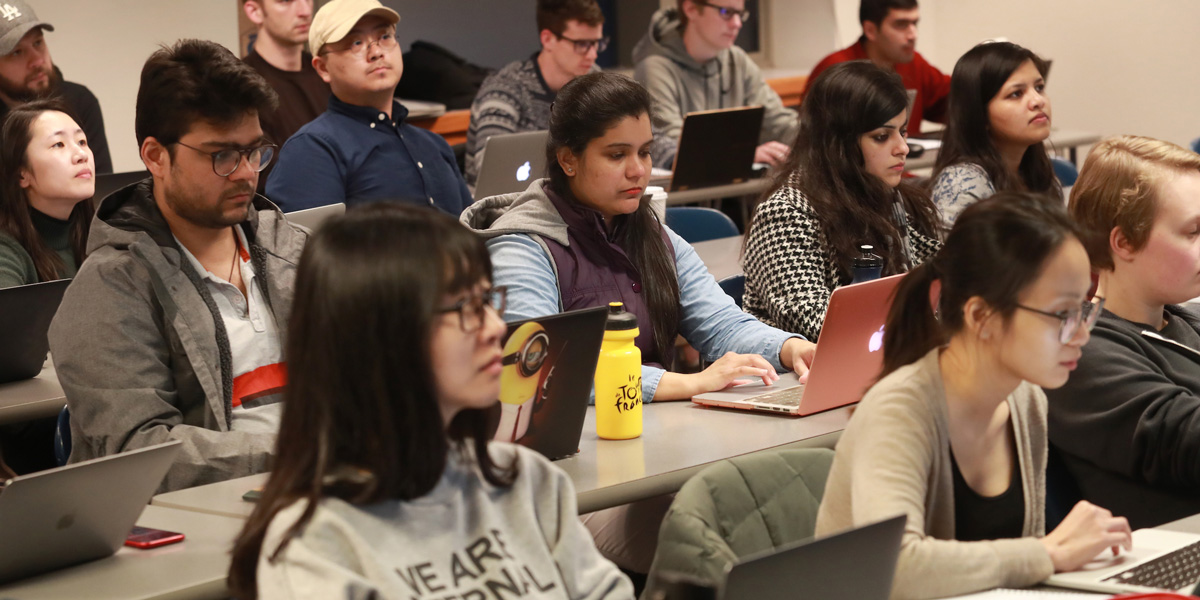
[882, 192, 1082, 376]
[228, 204, 516, 599]
[932, 41, 1060, 197]
[546, 71, 681, 363]
[0, 98, 94, 281]
[759, 60, 941, 275]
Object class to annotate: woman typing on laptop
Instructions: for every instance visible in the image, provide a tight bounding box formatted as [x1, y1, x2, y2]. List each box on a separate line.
[227, 205, 631, 599]
[741, 61, 942, 342]
[0, 99, 95, 289]
[816, 193, 1132, 599]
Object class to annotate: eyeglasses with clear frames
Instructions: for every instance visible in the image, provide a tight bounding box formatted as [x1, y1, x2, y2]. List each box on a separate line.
[1014, 297, 1105, 344]
[325, 27, 398, 57]
[554, 33, 610, 55]
[437, 286, 508, 333]
[174, 142, 277, 178]
[696, 1, 751, 22]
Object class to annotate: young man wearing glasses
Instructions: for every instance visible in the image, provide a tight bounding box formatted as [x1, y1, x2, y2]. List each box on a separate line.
[464, 0, 605, 187]
[48, 39, 308, 492]
[266, 0, 472, 216]
[633, 0, 797, 168]
[805, 0, 949, 137]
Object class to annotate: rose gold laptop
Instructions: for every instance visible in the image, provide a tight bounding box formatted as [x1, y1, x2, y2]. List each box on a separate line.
[692, 274, 904, 416]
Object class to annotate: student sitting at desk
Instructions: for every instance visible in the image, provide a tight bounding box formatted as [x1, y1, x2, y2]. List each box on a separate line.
[816, 193, 1131, 599]
[932, 41, 1060, 226]
[1047, 136, 1200, 529]
[742, 61, 941, 342]
[462, 72, 815, 405]
[227, 204, 633, 600]
[0, 99, 94, 290]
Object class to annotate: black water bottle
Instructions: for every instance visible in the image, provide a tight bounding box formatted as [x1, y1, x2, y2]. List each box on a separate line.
[851, 244, 884, 284]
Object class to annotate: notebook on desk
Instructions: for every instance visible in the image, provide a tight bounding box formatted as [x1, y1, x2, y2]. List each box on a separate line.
[493, 306, 607, 460]
[721, 515, 906, 600]
[474, 130, 550, 201]
[692, 274, 903, 416]
[669, 106, 764, 192]
[0, 279, 70, 384]
[0, 441, 181, 583]
[1046, 527, 1200, 595]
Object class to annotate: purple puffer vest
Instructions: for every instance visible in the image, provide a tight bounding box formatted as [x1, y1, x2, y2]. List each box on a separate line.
[542, 187, 676, 368]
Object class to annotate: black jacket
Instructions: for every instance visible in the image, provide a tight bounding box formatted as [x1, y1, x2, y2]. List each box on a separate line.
[1046, 305, 1200, 528]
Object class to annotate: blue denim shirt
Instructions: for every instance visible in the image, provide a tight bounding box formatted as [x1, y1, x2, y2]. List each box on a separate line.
[266, 95, 472, 216]
[487, 226, 802, 402]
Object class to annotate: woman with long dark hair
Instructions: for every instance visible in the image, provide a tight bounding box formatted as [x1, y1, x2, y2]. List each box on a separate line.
[462, 71, 815, 404]
[815, 193, 1131, 599]
[932, 41, 1060, 226]
[742, 60, 942, 341]
[228, 204, 631, 599]
[0, 98, 95, 288]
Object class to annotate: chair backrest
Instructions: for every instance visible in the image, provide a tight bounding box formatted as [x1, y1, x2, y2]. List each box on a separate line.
[665, 207, 739, 243]
[646, 448, 835, 592]
[1192, 137, 1200, 154]
[1051, 156, 1079, 187]
[718, 274, 745, 309]
[53, 406, 71, 467]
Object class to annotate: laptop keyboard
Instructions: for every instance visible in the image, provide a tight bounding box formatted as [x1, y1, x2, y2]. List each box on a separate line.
[748, 385, 806, 412]
[1103, 540, 1200, 590]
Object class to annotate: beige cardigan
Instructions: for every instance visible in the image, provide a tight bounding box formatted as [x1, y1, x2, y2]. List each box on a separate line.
[816, 348, 1055, 600]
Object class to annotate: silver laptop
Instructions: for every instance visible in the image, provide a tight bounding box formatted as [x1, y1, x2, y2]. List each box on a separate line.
[722, 515, 906, 600]
[693, 274, 903, 416]
[474, 130, 549, 200]
[0, 441, 181, 583]
[1047, 528, 1200, 594]
[284, 203, 345, 231]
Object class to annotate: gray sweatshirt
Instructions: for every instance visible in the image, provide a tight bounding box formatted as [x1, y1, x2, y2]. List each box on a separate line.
[257, 442, 634, 600]
[632, 8, 798, 168]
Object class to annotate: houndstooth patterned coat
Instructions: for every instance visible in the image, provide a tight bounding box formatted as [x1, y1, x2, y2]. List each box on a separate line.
[742, 177, 942, 341]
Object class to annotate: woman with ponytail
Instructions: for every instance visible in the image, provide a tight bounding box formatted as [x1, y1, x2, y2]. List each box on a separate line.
[816, 193, 1131, 599]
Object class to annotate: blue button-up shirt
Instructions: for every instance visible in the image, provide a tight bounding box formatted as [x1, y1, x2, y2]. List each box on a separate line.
[266, 95, 472, 216]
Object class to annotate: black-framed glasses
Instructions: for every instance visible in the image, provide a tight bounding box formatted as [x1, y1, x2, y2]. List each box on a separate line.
[438, 286, 507, 333]
[174, 142, 276, 177]
[325, 28, 398, 57]
[554, 33, 610, 55]
[695, 1, 751, 22]
[1014, 297, 1105, 344]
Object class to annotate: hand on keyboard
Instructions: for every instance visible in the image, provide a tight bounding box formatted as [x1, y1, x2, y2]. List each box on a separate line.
[1042, 500, 1133, 573]
[696, 352, 780, 393]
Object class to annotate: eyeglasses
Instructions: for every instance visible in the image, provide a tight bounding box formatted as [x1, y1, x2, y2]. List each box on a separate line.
[325, 28, 398, 57]
[554, 33, 610, 55]
[174, 142, 276, 177]
[695, 1, 751, 22]
[1014, 297, 1105, 344]
[438, 286, 507, 333]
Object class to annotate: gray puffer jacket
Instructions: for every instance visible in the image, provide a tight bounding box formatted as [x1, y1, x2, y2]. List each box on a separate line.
[49, 178, 307, 492]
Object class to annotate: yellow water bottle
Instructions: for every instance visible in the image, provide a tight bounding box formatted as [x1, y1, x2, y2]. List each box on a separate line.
[595, 302, 643, 440]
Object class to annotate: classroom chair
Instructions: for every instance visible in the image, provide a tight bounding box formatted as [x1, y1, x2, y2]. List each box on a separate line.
[665, 207, 739, 244]
[53, 406, 71, 467]
[644, 448, 835, 595]
[1051, 156, 1079, 187]
[718, 274, 745, 309]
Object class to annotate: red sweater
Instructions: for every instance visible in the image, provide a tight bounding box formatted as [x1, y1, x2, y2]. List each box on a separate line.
[805, 41, 950, 136]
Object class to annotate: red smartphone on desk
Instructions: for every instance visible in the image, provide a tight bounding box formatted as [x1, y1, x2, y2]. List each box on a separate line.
[125, 526, 185, 549]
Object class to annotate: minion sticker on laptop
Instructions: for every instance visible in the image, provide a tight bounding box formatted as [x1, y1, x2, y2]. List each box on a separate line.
[497, 321, 554, 442]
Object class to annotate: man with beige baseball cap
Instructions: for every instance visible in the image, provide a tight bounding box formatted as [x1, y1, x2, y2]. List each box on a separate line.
[267, 0, 472, 216]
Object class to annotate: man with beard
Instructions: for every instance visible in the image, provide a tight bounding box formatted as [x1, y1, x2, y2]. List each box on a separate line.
[0, 0, 112, 173]
[48, 39, 308, 492]
[266, 0, 472, 215]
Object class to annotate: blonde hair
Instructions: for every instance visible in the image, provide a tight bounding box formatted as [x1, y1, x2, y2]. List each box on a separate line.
[1068, 135, 1200, 270]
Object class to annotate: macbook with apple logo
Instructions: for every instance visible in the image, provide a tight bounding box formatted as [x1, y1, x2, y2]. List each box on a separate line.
[692, 274, 904, 416]
[473, 130, 550, 201]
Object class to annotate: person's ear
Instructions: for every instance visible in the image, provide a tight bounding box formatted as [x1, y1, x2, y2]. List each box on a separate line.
[539, 29, 556, 51]
[1110, 226, 1139, 264]
[243, 0, 265, 27]
[312, 54, 332, 84]
[141, 137, 171, 180]
[682, 0, 703, 22]
[557, 147, 578, 177]
[863, 21, 879, 44]
[18, 166, 33, 190]
[962, 295, 998, 341]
